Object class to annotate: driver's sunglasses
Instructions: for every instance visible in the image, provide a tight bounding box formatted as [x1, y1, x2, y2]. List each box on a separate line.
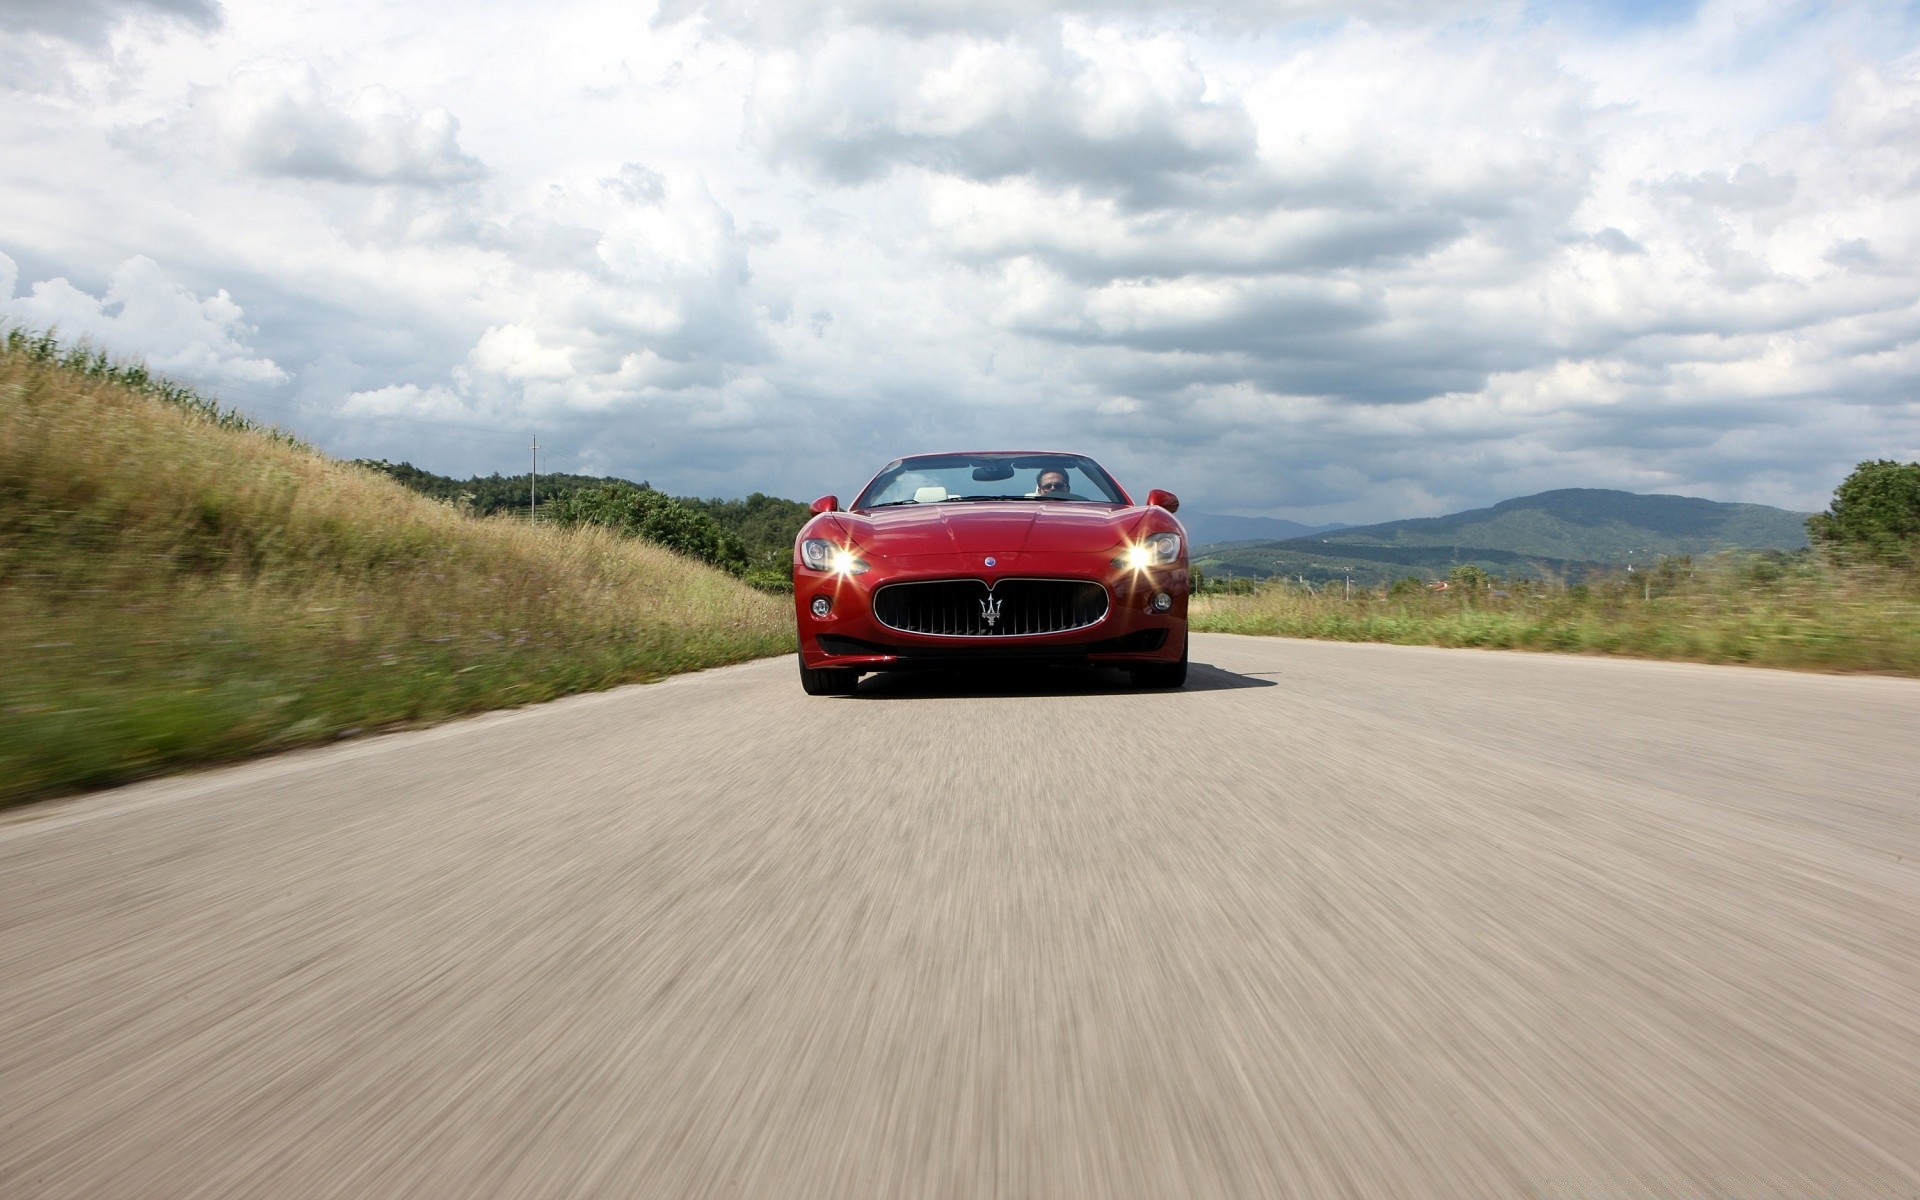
[1038, 480, 1068, 492]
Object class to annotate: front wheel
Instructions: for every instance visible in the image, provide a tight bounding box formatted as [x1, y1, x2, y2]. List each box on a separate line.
[798, 654, 860, 696]
[1129, 633, 1188, 689]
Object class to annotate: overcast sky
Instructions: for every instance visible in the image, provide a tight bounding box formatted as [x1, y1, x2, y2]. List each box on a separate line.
[4, 0, 1918, 520]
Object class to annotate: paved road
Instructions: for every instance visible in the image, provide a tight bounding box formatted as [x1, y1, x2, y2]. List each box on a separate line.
[4, 635, 1919, 1199]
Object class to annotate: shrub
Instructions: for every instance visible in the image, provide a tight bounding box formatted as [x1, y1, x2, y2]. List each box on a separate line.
[1448, 564, 1490, 592]
[547, 483, 750, 575]
[1808, 459, 1920, 570]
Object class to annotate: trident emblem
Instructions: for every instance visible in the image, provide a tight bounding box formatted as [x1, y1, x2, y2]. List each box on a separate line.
[980, 595, 1003, 628]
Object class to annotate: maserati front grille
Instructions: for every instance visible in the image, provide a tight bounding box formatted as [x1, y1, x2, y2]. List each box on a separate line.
[872, 578, 1109, 637]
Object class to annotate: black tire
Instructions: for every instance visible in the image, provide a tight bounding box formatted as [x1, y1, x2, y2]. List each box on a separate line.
[1129, 633, 1188, 689]
[798, 654, 860, 696]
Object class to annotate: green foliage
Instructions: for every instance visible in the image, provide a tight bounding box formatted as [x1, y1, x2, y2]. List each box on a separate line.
[1448, 563, 1490, 591]
[1807, 460, 1920, 569]
[1193, 567, 1256, 595]
[678, 492, 813, 573]
[547, 483, 750, 575]
[741, 567, 795, 594]
[1196, 563, 1268, 595]
[1648, 554, 1694, 596]
[1388, 575, 1426, 597]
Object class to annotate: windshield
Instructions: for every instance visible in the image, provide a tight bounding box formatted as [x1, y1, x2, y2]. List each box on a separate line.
[853, 453, 1127, 509]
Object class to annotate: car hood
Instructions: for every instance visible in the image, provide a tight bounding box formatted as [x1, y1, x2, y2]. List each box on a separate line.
[841, 501, 1144, 556]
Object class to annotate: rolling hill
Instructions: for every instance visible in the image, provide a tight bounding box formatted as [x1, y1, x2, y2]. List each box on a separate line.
[1179, 512, 1347, 547]
[1196, 489, 1814, 585]
[359, 460, 812, 574]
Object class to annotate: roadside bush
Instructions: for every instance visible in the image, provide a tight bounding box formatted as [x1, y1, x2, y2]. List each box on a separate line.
[548, 483, 750, 575]
[742, 566, 794, 594]
[1808, 459, 1920, 571]
[1448, 564, 1490, 592]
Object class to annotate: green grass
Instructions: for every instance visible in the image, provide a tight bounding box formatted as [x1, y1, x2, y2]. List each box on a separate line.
[1, 331, 794, 807]
[1191, 565, 1920, 675]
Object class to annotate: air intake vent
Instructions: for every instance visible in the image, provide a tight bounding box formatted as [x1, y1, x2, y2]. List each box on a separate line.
[872, 579, 1108, 637]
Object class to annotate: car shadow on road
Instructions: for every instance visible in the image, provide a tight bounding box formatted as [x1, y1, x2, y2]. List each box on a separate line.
[848, 660, 1277, 700]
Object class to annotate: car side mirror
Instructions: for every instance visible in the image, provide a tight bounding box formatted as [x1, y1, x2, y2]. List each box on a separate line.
[1147, 489, 1179, 513]
[810, 495, 840, 514]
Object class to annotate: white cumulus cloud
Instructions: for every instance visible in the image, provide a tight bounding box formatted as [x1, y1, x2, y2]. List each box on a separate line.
[212, 62, 485, 185]
[1, 252, 286, 384]
[2, 0, 1917, 519]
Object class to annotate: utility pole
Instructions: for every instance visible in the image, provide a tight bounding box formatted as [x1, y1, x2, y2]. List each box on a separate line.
[529, 435, 538, 523]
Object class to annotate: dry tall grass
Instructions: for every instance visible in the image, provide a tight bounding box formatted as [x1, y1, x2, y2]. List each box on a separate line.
[1, 337, 793, 805]
[1191, 566, 1920, 675]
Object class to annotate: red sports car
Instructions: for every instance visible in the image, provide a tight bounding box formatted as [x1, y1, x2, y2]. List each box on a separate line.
[792, 451, 1189, 694]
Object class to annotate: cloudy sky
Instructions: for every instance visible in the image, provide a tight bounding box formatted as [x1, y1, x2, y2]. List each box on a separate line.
[4, 0, 1918, 521]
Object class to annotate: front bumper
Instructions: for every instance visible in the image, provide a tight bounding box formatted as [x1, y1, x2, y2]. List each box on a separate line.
[794, 563, 1189, 672]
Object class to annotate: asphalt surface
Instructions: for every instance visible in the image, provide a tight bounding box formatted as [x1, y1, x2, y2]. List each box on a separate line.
[3, 634, 1919, 1199]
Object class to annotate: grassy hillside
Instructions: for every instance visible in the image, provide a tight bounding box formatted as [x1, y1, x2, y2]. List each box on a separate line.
[0, 332, 793, 807]
[1197, 488, 1813, 585]
[362, 460, 812, 580]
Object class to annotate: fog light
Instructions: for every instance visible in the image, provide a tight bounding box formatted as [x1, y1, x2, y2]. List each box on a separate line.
[1151, 591, 1172, 612]
[810, 596, 832, 619]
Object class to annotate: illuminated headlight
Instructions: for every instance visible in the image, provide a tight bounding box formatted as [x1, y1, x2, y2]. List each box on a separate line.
[800, 538, 869, 574]
[1123, 533, 1182, 569]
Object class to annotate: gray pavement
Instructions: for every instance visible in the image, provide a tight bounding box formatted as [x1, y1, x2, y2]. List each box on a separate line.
[3, 635, 1918, 1198]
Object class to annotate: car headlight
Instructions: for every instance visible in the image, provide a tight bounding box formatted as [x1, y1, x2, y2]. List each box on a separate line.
[1122, 532, 1182, 569]
[800, 538, 869, 574]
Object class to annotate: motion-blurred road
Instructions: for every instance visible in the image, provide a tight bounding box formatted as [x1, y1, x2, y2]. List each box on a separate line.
[4, 635, 1919, 1198]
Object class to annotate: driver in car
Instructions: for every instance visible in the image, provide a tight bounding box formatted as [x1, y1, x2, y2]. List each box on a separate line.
[1035, 468, 1071, 497]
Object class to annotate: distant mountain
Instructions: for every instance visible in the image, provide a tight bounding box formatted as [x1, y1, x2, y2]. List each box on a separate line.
[1181, 513, 1348, 548]
[1320, 489, 1811, 558]
[1196, 488, 1814, 585]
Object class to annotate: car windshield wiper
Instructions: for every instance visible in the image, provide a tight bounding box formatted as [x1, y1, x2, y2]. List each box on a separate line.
[948, 494, 1033, 502]
[865, 500, 923, 508]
